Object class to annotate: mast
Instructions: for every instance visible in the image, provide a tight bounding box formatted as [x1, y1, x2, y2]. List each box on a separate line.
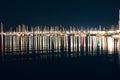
[118, 9, 120, 30]
[0, 22, 3, 34]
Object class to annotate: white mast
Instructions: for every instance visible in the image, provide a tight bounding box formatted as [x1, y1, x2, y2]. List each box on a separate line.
[0, 22, 3, 34]
[119, 10, 120, 30]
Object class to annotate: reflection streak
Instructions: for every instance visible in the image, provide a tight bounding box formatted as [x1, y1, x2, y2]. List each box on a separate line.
[2, 35, 118, 56]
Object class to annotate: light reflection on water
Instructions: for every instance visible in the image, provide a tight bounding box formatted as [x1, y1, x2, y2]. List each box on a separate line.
[1, 35, 120, 62]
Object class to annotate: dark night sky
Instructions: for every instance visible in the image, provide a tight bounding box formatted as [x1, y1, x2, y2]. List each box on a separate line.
[0, 0, 120, 29]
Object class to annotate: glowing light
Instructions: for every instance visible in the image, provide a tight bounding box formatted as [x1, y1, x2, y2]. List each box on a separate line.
[108, 37, 114, 54]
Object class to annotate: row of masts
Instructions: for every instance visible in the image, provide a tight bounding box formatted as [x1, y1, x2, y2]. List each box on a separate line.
[0, 9, 120, 35]
[0, 23, 119, 34]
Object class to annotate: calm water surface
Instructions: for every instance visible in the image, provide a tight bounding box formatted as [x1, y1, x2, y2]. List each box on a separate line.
[0, 35, 120, 79]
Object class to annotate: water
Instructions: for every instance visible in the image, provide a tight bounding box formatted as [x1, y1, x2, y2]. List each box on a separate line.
[0, 35, 120, 79]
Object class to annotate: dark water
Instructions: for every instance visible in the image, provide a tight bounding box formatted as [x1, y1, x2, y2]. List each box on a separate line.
[0, 35, 120, 79]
